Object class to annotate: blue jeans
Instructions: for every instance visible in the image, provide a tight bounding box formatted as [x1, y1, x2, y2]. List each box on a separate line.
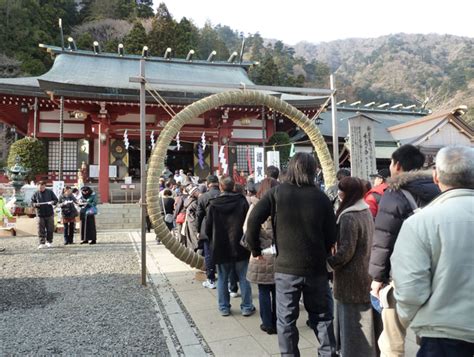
[203, 240, 215, 282]
[216, 260, 254, 314]
[417, 337, 474, 357]
[275, 272, 337, 357]
[258, 284, 276, 328]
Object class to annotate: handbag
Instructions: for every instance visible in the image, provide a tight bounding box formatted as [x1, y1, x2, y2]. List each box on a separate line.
[176, 212, 186, 224]
[86, 206, 98, 216]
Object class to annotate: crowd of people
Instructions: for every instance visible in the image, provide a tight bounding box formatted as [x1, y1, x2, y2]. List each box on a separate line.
[155, 144, 473, 357]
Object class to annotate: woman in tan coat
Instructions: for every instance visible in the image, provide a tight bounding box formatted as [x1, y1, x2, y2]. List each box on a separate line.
[244, 178, 279, 334]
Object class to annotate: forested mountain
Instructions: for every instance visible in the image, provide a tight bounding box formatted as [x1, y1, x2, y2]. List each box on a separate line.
[0, 1, 472, 124]
[294, 34, 474, 120]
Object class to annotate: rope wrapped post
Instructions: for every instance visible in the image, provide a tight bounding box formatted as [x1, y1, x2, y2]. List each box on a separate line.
[147, 90, 336, 270]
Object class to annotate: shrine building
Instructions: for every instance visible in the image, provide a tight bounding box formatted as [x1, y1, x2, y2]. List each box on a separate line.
[0, 44, 330, 202]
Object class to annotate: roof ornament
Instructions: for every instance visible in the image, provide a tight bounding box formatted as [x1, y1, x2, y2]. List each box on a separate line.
[207, 50, 216, 62]
[142, 46, 149, 58]
[186, 50, 195, 61]
[67, 37, 76, 51]
[118, 43, 124, 57]
[163, 47, 172, 60]
[93, 41, 100, 55]
[228, 51, 238, 63]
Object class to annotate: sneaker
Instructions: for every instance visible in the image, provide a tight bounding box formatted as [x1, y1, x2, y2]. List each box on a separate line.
[202, 280, 216, 289]
[45, 242, 53, 248]
[38, 244, 46, 249]
[260, 324, 277, 335]
[242, 307, 256, 317]
[230, 291, 240, 298]
[219, 310, 230, 317]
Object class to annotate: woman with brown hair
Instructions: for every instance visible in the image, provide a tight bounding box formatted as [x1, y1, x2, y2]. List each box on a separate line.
[327, 177, 376, 356]
[244, 177, 279, 334]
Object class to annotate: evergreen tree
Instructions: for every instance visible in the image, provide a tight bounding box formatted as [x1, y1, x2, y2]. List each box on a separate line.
[124, 21, 148, 55]
[148, 2, 176, 57]
[83, 0, 136, 21]
[136, 0, 154, 18]
[198, 21, 229, 61]
[174, 17, 200, 58]
[250, 53, 280, 85]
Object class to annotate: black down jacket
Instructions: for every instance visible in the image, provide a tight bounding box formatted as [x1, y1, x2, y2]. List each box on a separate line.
[205, 192, 249, 265]
[369, 170, 440, 283]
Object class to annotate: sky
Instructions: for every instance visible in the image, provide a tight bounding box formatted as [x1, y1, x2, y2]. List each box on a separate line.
[158, 0, 474, 44]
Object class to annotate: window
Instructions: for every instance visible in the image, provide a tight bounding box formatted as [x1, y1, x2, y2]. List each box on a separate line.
[48, 141, 78, 172]
[236, 145, 257, 172]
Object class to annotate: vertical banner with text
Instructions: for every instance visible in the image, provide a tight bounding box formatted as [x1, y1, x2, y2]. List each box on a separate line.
[254, 147, 265, 183]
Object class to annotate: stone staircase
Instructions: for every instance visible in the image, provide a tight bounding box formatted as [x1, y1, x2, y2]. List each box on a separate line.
[95, 203, 141, 230]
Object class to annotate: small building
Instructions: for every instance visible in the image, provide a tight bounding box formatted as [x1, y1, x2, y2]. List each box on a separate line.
[388, 106, 474, 164]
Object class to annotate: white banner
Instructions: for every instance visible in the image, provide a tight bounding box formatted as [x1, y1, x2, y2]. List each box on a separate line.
[52, 181, 65, 199]
[266, 151, 280, 169]
[254, 147, 265, 183]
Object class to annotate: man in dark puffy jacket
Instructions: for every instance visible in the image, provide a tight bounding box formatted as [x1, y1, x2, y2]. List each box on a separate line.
[205, 176, 254, 317]
[195, 175, 221, 289]
[369, 144, 440, 356]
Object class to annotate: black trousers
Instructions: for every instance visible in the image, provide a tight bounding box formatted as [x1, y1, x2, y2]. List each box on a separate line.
[63, 221, 75, 244]
[417, 337, 474, 357]
[80, 214, 96, 243]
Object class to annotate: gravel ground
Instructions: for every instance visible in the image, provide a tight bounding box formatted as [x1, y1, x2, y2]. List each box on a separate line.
[0, 233, 171, 356]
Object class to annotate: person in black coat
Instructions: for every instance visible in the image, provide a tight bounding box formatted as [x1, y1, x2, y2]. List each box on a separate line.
[205, 176, 254, 317]
[58, 186, 78, 245]
[246, 153, 337, 357]
[31, 181, 58, 249]
[368, 144, 440, 356]
[195, 175, 221, 288]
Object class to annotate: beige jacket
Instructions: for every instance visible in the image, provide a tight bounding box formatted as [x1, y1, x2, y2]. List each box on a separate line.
[243, 196, 275, 285]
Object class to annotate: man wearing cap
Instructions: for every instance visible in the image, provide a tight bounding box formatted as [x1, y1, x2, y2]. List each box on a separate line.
[365, 168, 390, 218]
[195, 175, 221, 289]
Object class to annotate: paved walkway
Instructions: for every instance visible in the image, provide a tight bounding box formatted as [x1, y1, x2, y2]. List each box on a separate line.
[135, 232, 419, 357]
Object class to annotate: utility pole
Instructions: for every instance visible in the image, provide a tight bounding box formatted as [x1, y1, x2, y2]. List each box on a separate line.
[330, 75, 339, 171]
[139, 59, 147, 286]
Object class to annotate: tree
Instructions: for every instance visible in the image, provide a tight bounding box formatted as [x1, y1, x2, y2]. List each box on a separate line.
[7, 137, 48, 181]
[124, 21, 148, 55]
[136, 0, 154, 18]
[250, 53, 280, 85]
[198, 21, 229, 61]
[267, 132, 291, 168]
[148, 2, 176, 57]
[174, 17, 200, 58]
[83, 0, 137, 20]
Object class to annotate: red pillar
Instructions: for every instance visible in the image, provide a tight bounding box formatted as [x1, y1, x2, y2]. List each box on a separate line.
[98, 118, 110, 203]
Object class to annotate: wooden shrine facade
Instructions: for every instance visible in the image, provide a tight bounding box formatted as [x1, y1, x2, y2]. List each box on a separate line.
[0, 45, 330, 202]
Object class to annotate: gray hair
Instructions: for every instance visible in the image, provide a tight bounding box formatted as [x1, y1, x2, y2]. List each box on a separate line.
[435, 146, 474, 188]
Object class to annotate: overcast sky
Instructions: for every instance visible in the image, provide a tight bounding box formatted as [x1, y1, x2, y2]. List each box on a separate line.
[158, 0, 474, 44]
